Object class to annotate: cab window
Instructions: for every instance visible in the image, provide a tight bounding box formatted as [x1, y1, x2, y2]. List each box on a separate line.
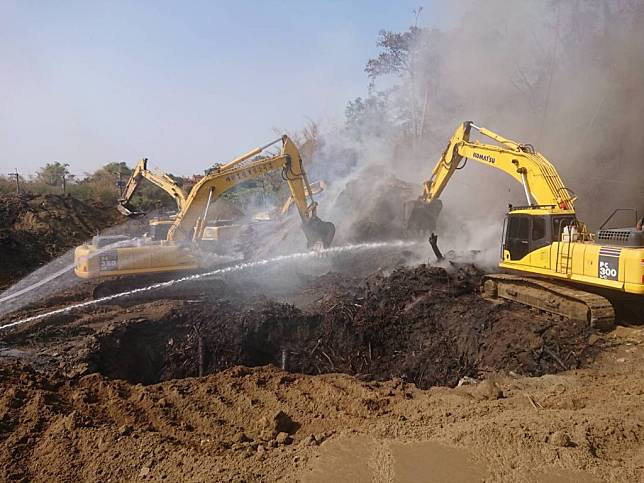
[532, 216, 546, 240]
[505, 215, 530, 260]
[508, 216, 529, 239]
[552, 216, 575, 241]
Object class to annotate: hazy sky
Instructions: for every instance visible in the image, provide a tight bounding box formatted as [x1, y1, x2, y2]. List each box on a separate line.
[1, 0, 453, 176]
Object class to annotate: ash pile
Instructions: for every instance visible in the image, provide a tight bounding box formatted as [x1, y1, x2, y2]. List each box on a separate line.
[88, 264, 599, 389]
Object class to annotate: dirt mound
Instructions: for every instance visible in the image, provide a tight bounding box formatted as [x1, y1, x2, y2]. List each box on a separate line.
[0, 194, 124, 290]
[0, 362, 379, 481]
[0, 251, 639, 481]
[330, 166, 421, 243]
[2, 326, 642, 482]
[85, 265, 598, 388]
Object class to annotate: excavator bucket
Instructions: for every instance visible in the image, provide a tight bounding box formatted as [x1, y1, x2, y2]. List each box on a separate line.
[403, 199, 443, 235]
[116, 201, 144, 217]
[303, 216, 336, 249]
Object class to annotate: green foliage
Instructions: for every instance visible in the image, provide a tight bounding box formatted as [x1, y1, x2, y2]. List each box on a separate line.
[345, 91, 394, 141]
[35, 162, 71, 187]
[0, 161, 183, 211]
[365, 27, 421, 81]
[75, 161, 130, 204]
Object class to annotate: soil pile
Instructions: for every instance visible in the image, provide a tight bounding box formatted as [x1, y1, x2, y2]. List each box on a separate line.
[2, 325, 642, 482]
[0, 362, 385, 481]
[0, 194, 124, 289]
[86, 264, 598, 388]
[329, 166, 421, 243]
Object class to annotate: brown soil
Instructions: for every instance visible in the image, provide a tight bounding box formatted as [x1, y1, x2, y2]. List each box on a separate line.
[0, 191, 642, 482]
[1, 325, 643, 482]
[0, 194, 124, 290]
[2, 258, 636, 482]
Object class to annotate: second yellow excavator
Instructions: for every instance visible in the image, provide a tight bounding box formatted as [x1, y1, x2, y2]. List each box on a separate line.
[406, 121, 644, 329]
[116, 158, 187, 217]
[74, 135, 335, 283]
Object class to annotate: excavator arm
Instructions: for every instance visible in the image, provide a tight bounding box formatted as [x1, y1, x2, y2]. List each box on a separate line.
[406, 121, 577, 232]
[167, 135, 335, 248]
[117, 159, 187, 216]
[281, 180, 327, 215]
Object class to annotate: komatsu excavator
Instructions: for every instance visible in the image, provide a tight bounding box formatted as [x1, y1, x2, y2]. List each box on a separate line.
[74, 135, 335, 284]
[115, 157, 328, 246]
[406, 121, 644, 329]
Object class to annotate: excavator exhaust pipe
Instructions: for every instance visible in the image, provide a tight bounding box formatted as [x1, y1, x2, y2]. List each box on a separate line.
[303, 216, 336, 249]
[403, 199, 442, 235]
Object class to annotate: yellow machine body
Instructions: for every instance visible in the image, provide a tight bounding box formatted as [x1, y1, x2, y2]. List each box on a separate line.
[499, 208, 644, 295]
[116, 158, 187, 216]
[74, 135, 335, 280]
[409, 121, 643, 325]
[201, 224, 243, 242]
[74, 240, 198, 279]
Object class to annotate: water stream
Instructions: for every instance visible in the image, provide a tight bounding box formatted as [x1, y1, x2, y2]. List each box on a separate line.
[1, 241, 417, 330]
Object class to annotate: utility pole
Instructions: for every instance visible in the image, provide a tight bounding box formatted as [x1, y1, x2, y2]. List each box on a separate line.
[8, 170, 20, 194]
[62, 162, 70, 194]
[114, 165, 127, 196]
[116, 170, 125, 196]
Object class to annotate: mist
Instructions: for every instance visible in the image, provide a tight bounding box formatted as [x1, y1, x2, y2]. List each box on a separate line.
[313, 0, 644, 248]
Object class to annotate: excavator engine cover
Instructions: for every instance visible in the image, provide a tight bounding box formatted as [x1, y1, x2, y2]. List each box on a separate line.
[404, 199, 442, 234]
[303, 216, 336, 249]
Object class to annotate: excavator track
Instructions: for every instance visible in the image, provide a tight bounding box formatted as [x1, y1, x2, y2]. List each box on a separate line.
[481, 273, 615, 330]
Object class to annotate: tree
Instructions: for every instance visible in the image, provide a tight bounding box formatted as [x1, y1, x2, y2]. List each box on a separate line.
[365, 27, 422, 84]
[345, 91, 394, 141]
[36, 162, 71, 188]
[363, 18, 441, 149]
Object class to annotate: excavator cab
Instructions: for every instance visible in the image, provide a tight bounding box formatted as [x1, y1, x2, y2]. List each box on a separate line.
[502, 210, 576, 262]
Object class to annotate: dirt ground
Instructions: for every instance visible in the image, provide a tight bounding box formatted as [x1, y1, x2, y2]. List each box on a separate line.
[0, 325, 643, 482]
[0, 194, 124, 291]
[0, 191, 643, 482]
[1, 256, 642, 482]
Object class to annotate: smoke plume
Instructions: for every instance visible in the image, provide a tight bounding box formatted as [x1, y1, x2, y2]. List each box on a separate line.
[316, 0, 644, 243]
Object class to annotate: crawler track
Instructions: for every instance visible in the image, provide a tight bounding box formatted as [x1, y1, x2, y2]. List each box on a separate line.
[482, 273, 615, 330]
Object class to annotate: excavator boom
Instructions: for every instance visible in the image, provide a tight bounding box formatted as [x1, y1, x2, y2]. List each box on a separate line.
[406, 121, 577, 233]
[167, 135, 334, 248]
[75, 135, 335, 282]
[117, 158, 187, 216]
[422, 122, 575, 208]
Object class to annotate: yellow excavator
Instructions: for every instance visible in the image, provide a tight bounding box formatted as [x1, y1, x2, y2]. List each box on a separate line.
[406, 121, 644, 329]
[117, 158, 187, 217]
[114, 157, 189, 240]
[281, 180, 327, 215]
[115, 154, 329, 253]
[74, 135, 335, 283]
